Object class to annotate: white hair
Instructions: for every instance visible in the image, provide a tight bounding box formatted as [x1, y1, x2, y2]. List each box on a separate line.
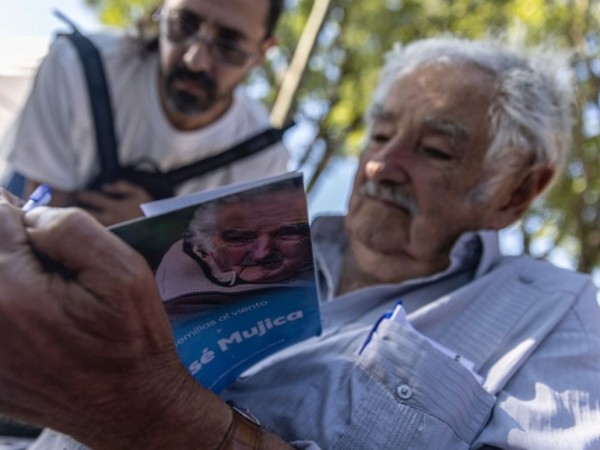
[185, 176, 305, 251]
[368, 35, 575, 200]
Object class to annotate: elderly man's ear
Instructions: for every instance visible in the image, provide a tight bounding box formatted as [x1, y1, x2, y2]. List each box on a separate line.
[490, 166, 554, 230]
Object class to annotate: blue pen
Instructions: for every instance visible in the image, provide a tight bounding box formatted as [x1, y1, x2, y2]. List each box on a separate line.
[358, 300, 404, 355]
[22, 184, 53, 212]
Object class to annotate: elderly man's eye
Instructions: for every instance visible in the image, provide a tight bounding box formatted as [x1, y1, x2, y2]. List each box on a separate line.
[276, 223, 310, 240]
[370, 133, 390, 144]
[423, 146, 452, 161]
[220, 230, 255, 244]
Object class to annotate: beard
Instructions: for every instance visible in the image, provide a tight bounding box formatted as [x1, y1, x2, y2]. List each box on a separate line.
[163, 63, 218, 116]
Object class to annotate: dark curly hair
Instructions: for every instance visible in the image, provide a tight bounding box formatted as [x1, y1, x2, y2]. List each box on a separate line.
[134, 0, 284, 53]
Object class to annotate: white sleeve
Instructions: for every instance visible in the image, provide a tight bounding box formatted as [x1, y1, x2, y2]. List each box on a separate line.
[27, 429, 89, 450]
[3, 36, 92, 191]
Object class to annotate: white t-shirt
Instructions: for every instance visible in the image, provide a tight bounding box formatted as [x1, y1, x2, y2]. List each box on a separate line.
[1, 32, 289, 195]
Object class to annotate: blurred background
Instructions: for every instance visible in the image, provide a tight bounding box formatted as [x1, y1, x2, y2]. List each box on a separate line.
[1, 0, 599, 286]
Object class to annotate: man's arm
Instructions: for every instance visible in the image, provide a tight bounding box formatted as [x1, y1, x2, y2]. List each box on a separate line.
[75, 180, 153, 226]
[25, 178, 152, 226]
[0, 192, 291, 449]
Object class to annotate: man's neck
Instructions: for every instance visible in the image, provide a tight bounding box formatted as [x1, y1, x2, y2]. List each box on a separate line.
[336, 246, 381, 295]
[335, 241, 450, 296]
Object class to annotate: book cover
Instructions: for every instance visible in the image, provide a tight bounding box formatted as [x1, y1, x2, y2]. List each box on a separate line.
[110, 172, 321, 393]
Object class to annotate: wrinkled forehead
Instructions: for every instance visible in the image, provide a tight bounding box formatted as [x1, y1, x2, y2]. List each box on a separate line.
[372, 60, 496, 111]
[216, 192, 308, 228]
[368, 61, 496, 132]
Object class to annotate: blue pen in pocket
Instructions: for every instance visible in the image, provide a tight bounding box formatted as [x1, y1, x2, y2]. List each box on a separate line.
[359, 298, 484, 384]
[358, 299, 404, 354]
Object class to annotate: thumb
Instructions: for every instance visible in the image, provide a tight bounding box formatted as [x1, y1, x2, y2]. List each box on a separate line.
[24, 207, 153, 297]
[0, 200, 28, 255]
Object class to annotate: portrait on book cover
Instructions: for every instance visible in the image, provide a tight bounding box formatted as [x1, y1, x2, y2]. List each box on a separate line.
[154, 177, 316, 314]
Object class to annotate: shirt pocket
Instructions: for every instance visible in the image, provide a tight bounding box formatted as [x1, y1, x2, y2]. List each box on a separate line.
[335, 320, 495, 450]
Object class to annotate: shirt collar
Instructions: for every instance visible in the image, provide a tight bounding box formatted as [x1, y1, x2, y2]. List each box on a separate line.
[311, 215, 503, 301]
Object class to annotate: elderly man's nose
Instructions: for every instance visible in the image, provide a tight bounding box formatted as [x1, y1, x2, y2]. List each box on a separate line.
[252, 236, 275, 259]
[365, 160, 385, 179]
[364, 149, 411, 184]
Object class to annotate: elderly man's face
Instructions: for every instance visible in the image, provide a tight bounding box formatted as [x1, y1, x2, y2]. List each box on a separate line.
[345, 62, 512, 282]
[209, 191, 312, 283]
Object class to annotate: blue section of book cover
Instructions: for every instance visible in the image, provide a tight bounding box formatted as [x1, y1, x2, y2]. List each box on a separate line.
[170, 284, 320, 393]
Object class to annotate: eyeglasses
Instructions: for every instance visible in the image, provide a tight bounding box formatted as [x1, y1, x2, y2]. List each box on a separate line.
[159, 9, 257, 67]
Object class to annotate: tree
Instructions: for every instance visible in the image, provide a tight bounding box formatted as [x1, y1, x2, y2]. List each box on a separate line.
[509, 0, 600, 273]
[83, 0, 600, 275]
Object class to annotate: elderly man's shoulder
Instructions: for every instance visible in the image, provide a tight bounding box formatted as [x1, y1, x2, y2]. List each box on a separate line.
[500, 254, 594, 297]
[491, 253, 599, 336]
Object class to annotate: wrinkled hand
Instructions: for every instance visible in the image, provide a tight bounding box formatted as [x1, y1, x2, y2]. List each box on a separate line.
[0, 191, 232, 449]
[76, 180, 153, 226]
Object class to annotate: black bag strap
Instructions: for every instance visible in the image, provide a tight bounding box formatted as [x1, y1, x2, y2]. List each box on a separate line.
[118, 119, 295, 200]
[54, 10, 120, 185]
[165, 119, 295, 186]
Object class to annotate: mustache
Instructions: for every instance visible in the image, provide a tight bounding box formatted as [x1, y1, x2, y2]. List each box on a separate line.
[360, 180, 419, 215]
[166, 64, 217, 95]
[240, 256, 284, 267]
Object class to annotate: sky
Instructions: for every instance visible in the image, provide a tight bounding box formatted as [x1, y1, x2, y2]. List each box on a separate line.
[0, 0, 100, 39]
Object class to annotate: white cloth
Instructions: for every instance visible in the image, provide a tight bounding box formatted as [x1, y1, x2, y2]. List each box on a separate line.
[1, 32, 289, 194]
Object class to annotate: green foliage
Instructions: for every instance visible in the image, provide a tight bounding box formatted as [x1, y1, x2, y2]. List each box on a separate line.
[83, 0, 600, 274]
[84, 0, 156, 27]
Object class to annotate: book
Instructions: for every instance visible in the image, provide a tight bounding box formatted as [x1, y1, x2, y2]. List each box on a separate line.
[109, 172, 321, 393]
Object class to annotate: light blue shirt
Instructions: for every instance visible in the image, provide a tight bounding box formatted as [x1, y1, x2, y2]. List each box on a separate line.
[29, 216, 600, 449]
[222, 216, 600, 449]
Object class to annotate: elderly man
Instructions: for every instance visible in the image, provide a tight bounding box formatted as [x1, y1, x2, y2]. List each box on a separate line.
[0, 36, 599, 449]
[0, 0, 288, 225]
